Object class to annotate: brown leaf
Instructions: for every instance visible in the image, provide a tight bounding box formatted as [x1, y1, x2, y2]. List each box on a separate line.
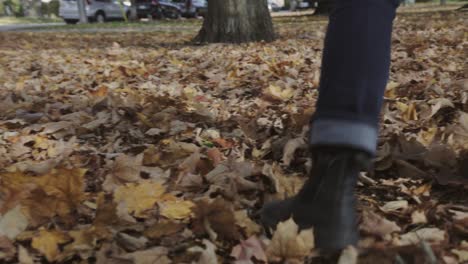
[0, 236, 16, 261]
[360, 210, 401, 238]
[395, 228, 446, 246]
[144, 221, 185, 239]
[192, 198, 239, 240]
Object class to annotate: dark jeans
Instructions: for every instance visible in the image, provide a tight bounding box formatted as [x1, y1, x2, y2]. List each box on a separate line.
[310, 0, 400, 155]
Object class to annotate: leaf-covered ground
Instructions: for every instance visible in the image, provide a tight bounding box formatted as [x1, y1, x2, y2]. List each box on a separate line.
[0, 9, 467, 264]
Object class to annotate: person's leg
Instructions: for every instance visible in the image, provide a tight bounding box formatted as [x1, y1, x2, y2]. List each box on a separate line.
[261, 0, 400, 250]
[311, 0, 399, 155]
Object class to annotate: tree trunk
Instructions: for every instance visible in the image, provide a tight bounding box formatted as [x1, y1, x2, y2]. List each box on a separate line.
[314, 0, 334, 15]
[77, 0, 88, 23]
[440, 0, 446, 6]
[194, 0, 275, 44]
[130, 0, 138, 21]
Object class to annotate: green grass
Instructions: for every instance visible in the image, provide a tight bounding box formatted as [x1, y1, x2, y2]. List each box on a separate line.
[0, 16, 62, 25]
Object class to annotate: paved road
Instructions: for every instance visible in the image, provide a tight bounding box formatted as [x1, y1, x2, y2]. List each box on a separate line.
[0, 23, 65, 32]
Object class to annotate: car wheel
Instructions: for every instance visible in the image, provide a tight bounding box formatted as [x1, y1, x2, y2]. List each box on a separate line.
[169, 9, 180, 19]
[95, 12, 106, 23]
[64, 19, 78, 24]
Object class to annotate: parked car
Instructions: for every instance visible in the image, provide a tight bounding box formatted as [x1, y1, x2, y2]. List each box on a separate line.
[59, 0, 130, 24]
[162, 0, 206, 18]
[135, 0, 182, 19]
[268, 0, 281, 12]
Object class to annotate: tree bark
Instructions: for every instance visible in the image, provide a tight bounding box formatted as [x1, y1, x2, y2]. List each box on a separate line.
[77, 0, 88, 23]
[194, 0, 275, 44]
[129, 0, 138, 21]
[314, 0, 334, 15]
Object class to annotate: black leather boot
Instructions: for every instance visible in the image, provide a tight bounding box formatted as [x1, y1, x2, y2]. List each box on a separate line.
[260, 147, 370, 251]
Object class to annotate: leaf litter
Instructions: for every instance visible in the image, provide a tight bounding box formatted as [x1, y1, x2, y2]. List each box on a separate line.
[0, 9, 467, 263]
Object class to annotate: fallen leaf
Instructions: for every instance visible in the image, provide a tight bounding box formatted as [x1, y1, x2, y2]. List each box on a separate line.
[337, 246, 358, 264]
[192, 198, 239, 240]
[230, 236, 267, 263]
[451, 249, 468, 262]
[189, 239, 218, 264]
[31, 229, 71, 262]
[159, 200, 195, 220]
[411, 210, 428, 224]
[18, 245, 35, 264]
[234, 210, 261, 237]
[281, 137, 306, 167]
[360, 210, 401, 238]
[0, 236, 15, 260]
[144, 221, 185, 239]
[266, 218, 314, 262]
[0, 205, 29, 240]
[113, 181, 166, 218]
[117, 247, 171, 264]
[395, 227, 446, 246]
[380, 200, 409, 213]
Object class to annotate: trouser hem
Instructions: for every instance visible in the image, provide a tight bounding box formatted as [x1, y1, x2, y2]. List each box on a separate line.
[309, 119, 378, 155]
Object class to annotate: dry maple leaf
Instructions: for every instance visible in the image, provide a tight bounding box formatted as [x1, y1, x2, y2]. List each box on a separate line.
[113, 180, 166, 218]
[266, 218, 314, 263]
[103, 153, 145, 192]
[31, 229, 71, 262]
[159, 199, 195, 220]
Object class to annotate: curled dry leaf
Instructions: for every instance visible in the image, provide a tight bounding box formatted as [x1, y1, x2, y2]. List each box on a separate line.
[282, 137, 306, 167]
[395, 227, 446, 246]
[337, 246, 358, 264]
[189, 239, 218, 264]
[380, 200, 409, 213]
[0, 205, 29, 240]
[360, 210, 401, 239]
[411, 210, 428, 224]
[230, 236, 267, 264]
[266, 218, 314, 263]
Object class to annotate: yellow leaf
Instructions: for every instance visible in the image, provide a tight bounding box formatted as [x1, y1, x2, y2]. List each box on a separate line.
[114, 181, 166, 218]
[31, 229, 71, 262]
[160, 200, 194, 220]
[265, 84, 294, 101]
[452, 249, 468, 262]
[0, 168, 87, 226]
[417, 127, 437, 146]
[385, 81, 399, 99]
[234, 210, 261, 237]
[266, 218, 314, 262]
